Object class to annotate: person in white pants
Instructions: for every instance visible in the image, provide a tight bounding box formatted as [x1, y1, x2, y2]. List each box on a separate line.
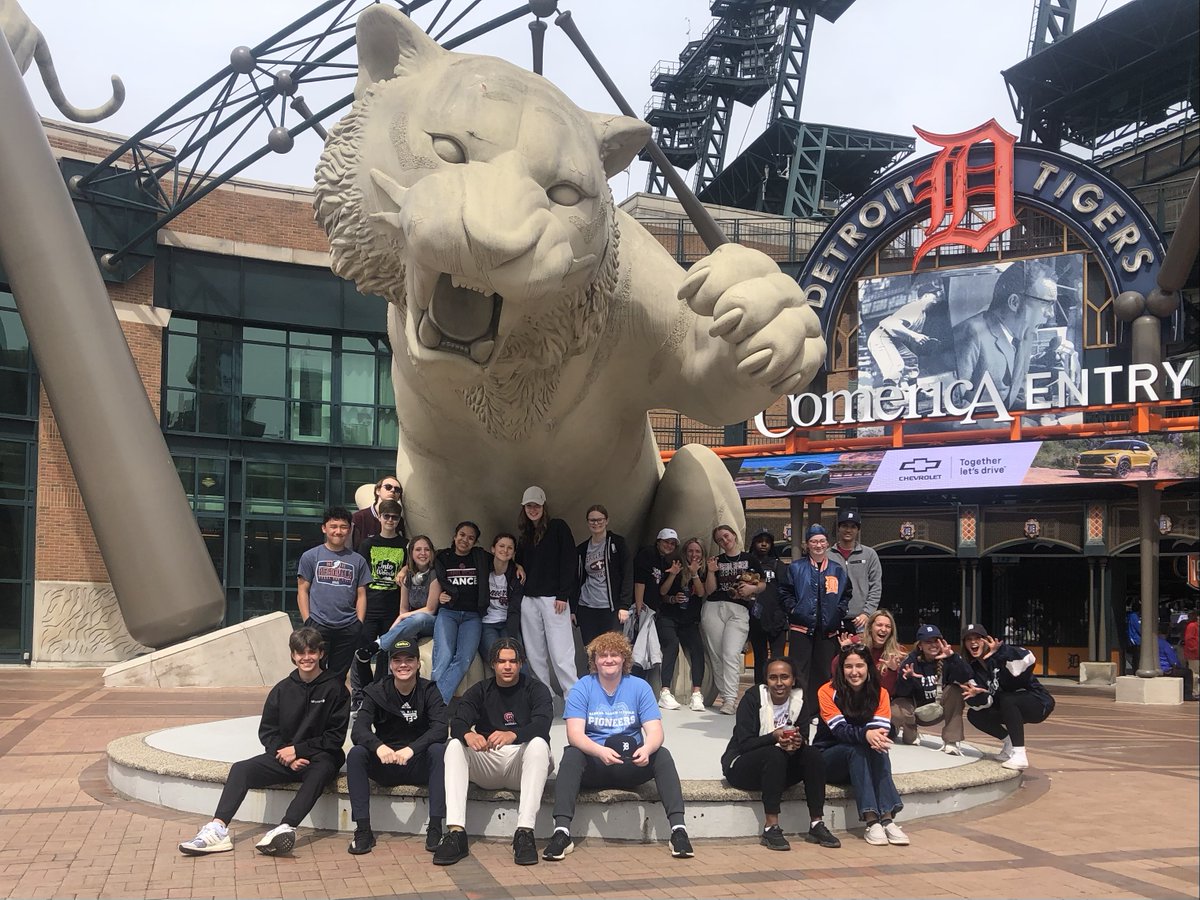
[433, 638, 554, 867]
[515, 486, 579, 702]
[702, 525, 766, 713]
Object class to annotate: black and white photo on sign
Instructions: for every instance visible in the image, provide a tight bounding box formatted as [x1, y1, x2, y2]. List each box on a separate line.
[856, 253, 1085, 426]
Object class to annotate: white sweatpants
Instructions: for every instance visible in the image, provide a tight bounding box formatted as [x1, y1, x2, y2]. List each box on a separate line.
[444, 737, 553, 830]
[521, 594, 578, 698]
[702, 600, 750, 706]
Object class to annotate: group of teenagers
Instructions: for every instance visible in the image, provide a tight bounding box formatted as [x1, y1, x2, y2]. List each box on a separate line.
[176, 479, 1056, 861]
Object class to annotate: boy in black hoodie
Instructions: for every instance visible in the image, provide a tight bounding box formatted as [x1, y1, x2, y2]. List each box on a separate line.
[433, 637, 554, 867]
[346, 638, 448, 855]
[178, 627, 349, 856]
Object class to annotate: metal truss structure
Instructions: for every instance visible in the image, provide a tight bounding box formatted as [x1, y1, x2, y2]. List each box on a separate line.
[1004, 0, 1198, 151]
[67, 0, 562, 281]
[1026, 0, 1076, 57]
[696, 119, 913, 219]
[643, 1, 856, 198]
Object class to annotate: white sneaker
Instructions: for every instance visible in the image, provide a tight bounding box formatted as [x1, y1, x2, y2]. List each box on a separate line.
[690, 690, 705, 711]
[658, 688, 681, 710]
[1000, 747, 1028, 770]
[720, 701, 737, 715]
[995, 736, 1013, 761]
[863, 822, 887, 845]
[179, 821, 231, 855]
[883, 822, 910, 845]
[941, 741, 962, 756]
[255, 823, 296, 855]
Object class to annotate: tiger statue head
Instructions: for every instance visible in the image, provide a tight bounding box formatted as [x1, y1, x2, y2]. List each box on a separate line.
[314, 6, 649, 430]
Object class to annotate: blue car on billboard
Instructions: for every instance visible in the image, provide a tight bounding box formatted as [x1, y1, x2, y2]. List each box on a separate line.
[763, 460, 831, 492]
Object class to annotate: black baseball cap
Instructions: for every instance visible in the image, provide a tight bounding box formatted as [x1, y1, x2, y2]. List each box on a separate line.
[961, 623, 990, 640]
[388, 638, 419, 658]
[838, 510, 861, 526]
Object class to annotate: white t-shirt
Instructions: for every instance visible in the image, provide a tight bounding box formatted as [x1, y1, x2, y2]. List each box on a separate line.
[483, 571, 509, 624]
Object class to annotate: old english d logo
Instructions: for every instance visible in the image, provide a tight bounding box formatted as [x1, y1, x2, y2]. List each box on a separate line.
[911, 119, 1017, 269]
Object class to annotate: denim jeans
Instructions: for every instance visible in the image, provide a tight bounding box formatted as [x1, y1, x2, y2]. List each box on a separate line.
[820, 742, 903, 821]
[432, 609, 482, 703]
[374, 611, 437, 680]
[478, 621, 507, 666]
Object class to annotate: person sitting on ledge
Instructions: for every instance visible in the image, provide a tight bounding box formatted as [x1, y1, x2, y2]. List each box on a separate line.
[814, 644, 909, 847]
[1156, 631, 1197, 702]
[959, 624, 1055, 770]
[178, 627, 348, 857]
[721, 657, 841, 851]
[543, 632, 694, 862]
[891, 624, 973, 754]
[345, 638, 448, 855]
[433, 637, 554, 867]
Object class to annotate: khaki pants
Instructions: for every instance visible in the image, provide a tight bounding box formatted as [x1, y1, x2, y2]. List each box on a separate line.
[444, 737, 553, 831]
[1187, 659, 1199, 692]
[892, 683, 965, 744]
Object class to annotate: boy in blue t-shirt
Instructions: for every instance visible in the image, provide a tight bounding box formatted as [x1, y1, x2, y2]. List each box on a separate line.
[542, 632, 693, 862]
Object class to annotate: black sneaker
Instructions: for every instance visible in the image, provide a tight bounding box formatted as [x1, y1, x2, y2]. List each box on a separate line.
[669, 828, 694, 859]
[512, 827, 538, 866]
[432, 830, 468, 866]
[354, 643, 379, 664]
[805, 821, 842, 848]
[542, 830, 574, 861]
[425, 821, 442, 853]
[347, 826, 375, 855]
[760, 825, 790, 851]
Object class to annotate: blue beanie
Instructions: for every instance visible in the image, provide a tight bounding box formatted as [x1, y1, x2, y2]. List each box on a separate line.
[805, 524, 827, 540]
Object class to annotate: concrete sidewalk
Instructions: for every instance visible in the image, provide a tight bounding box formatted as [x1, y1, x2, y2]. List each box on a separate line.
[0, 668, 1195, 899]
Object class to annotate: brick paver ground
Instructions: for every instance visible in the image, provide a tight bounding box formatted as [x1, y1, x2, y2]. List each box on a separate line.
[0, 668, 1195, 899]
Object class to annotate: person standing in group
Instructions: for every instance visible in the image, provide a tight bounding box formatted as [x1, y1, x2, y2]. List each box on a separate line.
[747, 529, 789, 687]
[346, 639, 448, 855]
[779, 524, 851, 723]
[1156, 630, 1197, 701]
[814, 645, 909, 847]
[431, 522, 490, 703]
[703, 525, 766, 714]
[891, 624, 973, 753]
[832, 511, 881, 633]
[543, 632, 693, 862]
[859, 610, 906, 711]
[722, 657, 842, 852]
[351, 475, 403, 547]
[653, 536, 708, 712]
[1183, 611, 1199, 697]
[434, 638, 554, 867]
[351, 498, 407, 710]
[480, 533, 524, 663]
[634, 528, 681, 703]
[960, 624, 1055, 769]
[297, 507, 371, 683]
[575, 504, 633, 647]
[516, 486, 579, 705]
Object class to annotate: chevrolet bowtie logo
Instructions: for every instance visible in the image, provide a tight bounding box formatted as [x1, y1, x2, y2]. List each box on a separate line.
[899, 458, 941, 474]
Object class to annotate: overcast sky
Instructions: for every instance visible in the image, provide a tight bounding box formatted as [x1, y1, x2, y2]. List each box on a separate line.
[18, 0, 1130, 200]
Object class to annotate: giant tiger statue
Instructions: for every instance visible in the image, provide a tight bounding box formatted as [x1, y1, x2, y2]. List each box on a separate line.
[314, 6, 824, 544]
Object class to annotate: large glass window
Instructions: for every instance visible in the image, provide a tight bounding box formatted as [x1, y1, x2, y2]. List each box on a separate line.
[0, 293, 35, 419]
[0, 438, 33, 656]
[166, 317, 394, 447]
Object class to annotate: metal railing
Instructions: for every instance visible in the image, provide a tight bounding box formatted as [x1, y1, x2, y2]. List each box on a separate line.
[633, 215, 824, 267]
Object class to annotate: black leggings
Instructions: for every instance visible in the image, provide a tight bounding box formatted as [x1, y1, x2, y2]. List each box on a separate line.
[789, 632, 839, 722]
[657, 615, 705, 689]
[576, 606, 619, 648]
[967, 691, 1054, 747]
[749, 618, 787, 687]
[215, 751, 342, 828]
[724, 744, 826, 818]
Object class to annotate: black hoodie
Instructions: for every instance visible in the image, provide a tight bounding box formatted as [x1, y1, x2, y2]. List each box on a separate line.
[352, 675, 448, 757]
[258, 667, 350, 765]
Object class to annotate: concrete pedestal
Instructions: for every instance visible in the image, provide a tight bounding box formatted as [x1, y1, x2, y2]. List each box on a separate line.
[1079, 661, 1117, 685]
[1115, 674, 1182, 705]
[103, 612, 295, 688]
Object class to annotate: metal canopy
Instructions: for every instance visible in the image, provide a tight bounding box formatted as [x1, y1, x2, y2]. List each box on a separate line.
[696, 118, 913, 219]
[1003, 0, 1199, 150]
